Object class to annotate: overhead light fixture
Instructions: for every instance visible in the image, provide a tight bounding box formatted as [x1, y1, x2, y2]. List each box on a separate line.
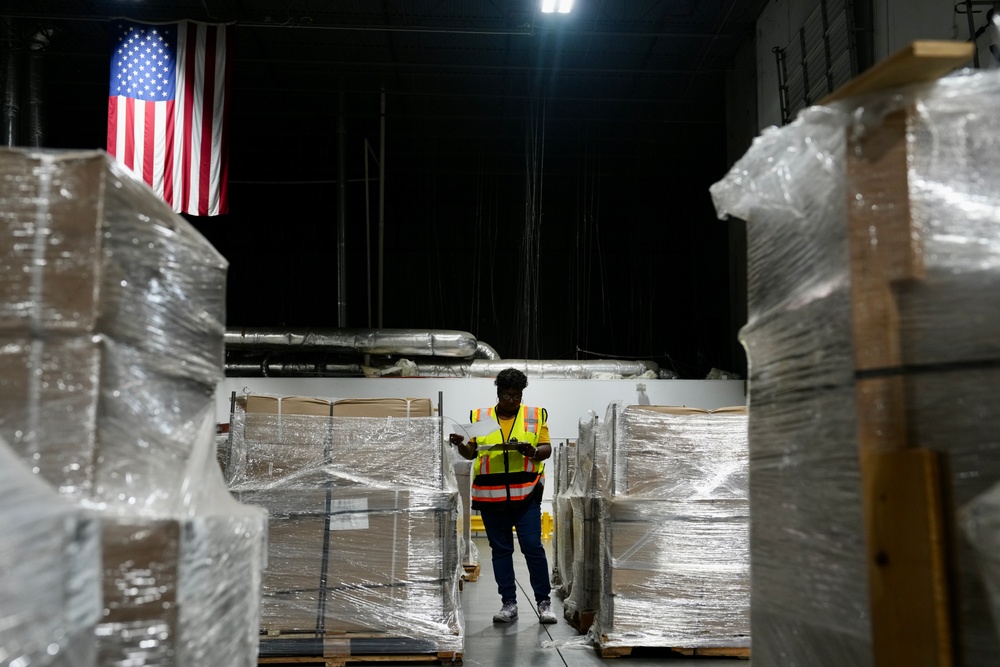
[541, 0, 574, 14]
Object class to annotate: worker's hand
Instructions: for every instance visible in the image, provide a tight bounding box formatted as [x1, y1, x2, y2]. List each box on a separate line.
[516, 441, 536, 459]
[449, 433, 465, 447]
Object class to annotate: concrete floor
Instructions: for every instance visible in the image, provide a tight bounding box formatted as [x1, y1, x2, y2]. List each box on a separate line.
[458, 535, 750, 667]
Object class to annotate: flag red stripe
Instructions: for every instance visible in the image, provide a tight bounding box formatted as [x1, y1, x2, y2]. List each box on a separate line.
[163, 99, 175, 206]
[143, 102, 156, 185]
[181, 22, 198, 213]
[106, 98, 118, 156]
[198, 27, 217, 216]
[124, 97, 135, 171]
[218, 26, 231, 215]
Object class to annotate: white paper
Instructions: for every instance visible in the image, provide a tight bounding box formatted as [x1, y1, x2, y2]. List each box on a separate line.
[450, 420, 500, 440]
[328, 497, 369, 531]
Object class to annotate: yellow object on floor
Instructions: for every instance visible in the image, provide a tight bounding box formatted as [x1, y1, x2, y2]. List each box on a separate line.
[541, 511, 553, 540]
[470, 512, 553, 540]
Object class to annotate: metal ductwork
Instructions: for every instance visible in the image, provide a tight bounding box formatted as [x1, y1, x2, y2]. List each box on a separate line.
[408, 359, 660, 379]
[225, 328, 488, 358]
[225, 360, 366, 377]
[224, 328, 658, 379]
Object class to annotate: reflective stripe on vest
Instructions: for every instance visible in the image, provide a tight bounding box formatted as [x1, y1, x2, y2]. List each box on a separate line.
[469, 404, 546, 506]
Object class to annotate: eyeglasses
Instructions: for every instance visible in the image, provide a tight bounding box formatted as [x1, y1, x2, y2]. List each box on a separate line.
[499, 393, 522, 402]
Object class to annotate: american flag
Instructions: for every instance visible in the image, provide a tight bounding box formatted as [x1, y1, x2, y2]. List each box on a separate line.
[107, 20, 231, 216]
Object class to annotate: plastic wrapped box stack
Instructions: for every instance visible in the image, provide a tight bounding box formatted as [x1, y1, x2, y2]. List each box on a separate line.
[550, 436, 576, 594]
[556, 412, 604, 633]
[0, 148, 268, 666]
[0, 434, 101, 667]
[225, 394, 464, 660]
[711, 70, 1000, 665]
[962, 482, 1000, 645]
[591, 404, 750, 652]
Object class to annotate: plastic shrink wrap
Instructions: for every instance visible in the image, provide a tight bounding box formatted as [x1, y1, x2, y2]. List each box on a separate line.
[590, 404, 749, 651]
[225, 394, 464, 659]
[0, 434, 100, 667]
[710, 70, 1000, 665]
[556, 412, 603, 632]
[550, 435, 576, 595]
[961, 482, 1000, 645]
[0, 148, 267, 666]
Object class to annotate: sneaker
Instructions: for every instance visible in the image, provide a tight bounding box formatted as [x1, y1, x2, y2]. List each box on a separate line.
[537, 599, 558, 624]
[493, 602, 518, 623]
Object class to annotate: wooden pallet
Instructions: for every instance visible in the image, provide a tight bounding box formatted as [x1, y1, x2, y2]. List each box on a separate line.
[461, 563, 480, 582]
[259, 658, 460, 667]
[597, 641, 750, 660]
[258, 631, 462, 667]
[563, 609, 595, 634]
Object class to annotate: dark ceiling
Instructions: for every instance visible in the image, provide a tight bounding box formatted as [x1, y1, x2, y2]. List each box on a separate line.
[1, 1, 765, 377]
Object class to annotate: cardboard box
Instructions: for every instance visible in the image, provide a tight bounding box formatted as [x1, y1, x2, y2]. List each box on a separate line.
[617, 406, 748, 498]
[244, 487, 451, 634]
[332, 397, 433, 418]
[0, 441, 101, 667]
[0, 336, 220, 503]
[244, 395, 332, 445]
[97, 514, 267, 666]
[0, 337, 99, 495]
[604, 502, 750, 646]
[0, 150, 227, 361]
[0, 152, 105, 334]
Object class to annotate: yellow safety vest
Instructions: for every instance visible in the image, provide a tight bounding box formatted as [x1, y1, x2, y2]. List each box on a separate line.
[469, 405, 547, 509]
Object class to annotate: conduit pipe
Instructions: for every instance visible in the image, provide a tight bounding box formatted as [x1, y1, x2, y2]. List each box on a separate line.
[407, 358, 658, 378]
[223, 328, 655, 378]
[224, 328, 483, 358]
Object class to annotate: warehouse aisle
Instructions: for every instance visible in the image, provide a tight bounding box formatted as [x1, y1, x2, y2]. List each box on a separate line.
[458, 535, 750, 667]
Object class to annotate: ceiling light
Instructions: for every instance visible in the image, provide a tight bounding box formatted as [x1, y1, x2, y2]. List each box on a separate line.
[541, 0, 574, 14]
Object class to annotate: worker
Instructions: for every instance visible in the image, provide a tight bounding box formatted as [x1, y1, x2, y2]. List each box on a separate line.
[449, 367, 557, 624]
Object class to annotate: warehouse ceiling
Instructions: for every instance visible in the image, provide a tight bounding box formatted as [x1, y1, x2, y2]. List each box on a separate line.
[1, 1, 766, 376]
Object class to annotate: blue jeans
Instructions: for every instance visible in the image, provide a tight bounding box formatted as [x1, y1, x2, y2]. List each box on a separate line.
[480, 495, 551, 605]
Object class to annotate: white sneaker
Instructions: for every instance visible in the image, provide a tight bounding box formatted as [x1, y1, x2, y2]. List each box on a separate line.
[537, 599, 557, 624]
[493, 601, 518, 623]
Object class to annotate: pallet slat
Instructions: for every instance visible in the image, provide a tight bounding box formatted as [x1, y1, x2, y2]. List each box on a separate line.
[597, 646, 750, 660]
[258, 632, 461, 666]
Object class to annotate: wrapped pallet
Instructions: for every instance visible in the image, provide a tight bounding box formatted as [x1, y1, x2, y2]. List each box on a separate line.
[226, 394, 464, 662]
[711, 59, 1000, 665]
[0, 148, 267, 666]
[0, 435, 100, 667]
[550, 435, 576, 593]
[557, 412, 604, 633]
[592, 404, 749, 654]
[961, 482, 1000, 645]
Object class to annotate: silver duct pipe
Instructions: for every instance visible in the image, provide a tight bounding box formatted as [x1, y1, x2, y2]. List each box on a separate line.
[225, 360, 365, 377]
[225, 354, 658, 379]
[225, 327, 481, 358]
[409, 358, 659, 379]
[223, 328, 657, 378]
[476, 340, 500, 361]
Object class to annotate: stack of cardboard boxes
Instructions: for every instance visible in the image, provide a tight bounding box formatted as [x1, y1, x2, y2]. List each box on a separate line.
[0, 149, 267, 666]
[592, 405, 750, 651]
[226, 394, 463, 658]
[557, 412, 602, 632]
[711, 67, 1000, 664]
[0, 436, 100, 666]
[555, 405, 749, 648]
